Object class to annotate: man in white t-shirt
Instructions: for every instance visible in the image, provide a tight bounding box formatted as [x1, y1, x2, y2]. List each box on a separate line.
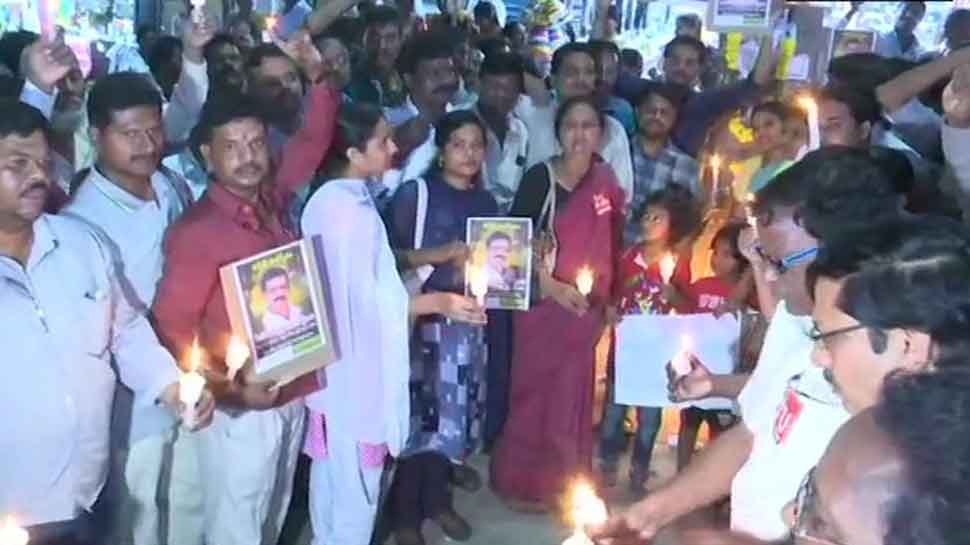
[593, 148, 903, 542]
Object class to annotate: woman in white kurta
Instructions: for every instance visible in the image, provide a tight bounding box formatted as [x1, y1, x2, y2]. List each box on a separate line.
[300, 103, 485, 545]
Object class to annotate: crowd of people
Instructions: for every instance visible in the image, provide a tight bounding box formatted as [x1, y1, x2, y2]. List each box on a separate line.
[2, 1, 970, 545]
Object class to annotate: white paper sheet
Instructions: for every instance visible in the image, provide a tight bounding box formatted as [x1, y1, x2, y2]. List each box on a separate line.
[614, 314, 740, 411]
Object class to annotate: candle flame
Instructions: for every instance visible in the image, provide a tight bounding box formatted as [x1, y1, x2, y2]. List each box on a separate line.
[266, 16, 277, 29]
[709, 153, 722, 170]
[226, 335, 250, 379]
[659, 254, 676, 284]
[186, 337, 203, 373]
[568, 479, 608, 529]
[680, 333, 692, 352]
[796, 95, 818, 114]
[469, 263, 489, 306]
[0, 517, 28, 545]
[576, 266, 594, 297]
[672, 334, 693, 376]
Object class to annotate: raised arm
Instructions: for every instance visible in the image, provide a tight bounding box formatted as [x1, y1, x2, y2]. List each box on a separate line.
[942, 63, 970, 210]
[19, 34, 75, 119]
[592, 0, 613, 41]
[274, 31, 340, 198]
[164, 17, 214, 145]
[306, 0, 362, 36]
[877, 46, 970, 115]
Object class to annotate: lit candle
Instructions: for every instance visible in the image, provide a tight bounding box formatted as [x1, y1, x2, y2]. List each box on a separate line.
[671, 334, 693, 377]
[562, 530, 593, 545]
[469, 264, 489, 308]
[262, 16, 277, 42]
[225, 335, 250, 382]
[179, 338, 206, 429]
[709, 154, 722, 206]
[0, 517, 28, 545]
[659, 253, 676, 285]
[38, 0, 61, 39]
[796, 95, 820, 151]
[576, 266, 594, 297]
[190, 0, 204, 23]
[562, 480, 607, 545]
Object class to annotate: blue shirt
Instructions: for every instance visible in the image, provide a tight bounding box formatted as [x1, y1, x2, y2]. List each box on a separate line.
[605, 95, 637, 135]
[0, 215, 178, 526]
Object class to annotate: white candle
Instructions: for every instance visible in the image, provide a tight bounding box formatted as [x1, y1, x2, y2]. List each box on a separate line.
[659, 253, 676, 285]
[709, 154, 722, 205]
[190, 0, 204, 23]
[562, 530, 593, 545]
[671, 334, 693, 377]
[179, 339, 206, 428]
[468, 264, 489, 308]
[0, 518, 28, 545]
[225, 335, 250, 382]
[263, 16, 277, 42]
[576, 266, 594, 297]
[796, 95, 820, 151]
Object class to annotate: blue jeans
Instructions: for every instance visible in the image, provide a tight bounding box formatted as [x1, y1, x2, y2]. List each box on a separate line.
[599, 403, 663, 474]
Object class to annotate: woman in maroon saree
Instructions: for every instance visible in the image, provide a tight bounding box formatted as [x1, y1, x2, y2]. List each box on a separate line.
[491, 96, 626, 508]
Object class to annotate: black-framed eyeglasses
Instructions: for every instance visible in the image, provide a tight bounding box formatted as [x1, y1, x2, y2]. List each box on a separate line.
[792, 467, 842, 545]
[808, 323, 866, 350]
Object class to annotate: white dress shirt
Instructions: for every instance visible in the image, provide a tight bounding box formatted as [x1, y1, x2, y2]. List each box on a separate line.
[0, 215, 179, 526]
[515, 95, 634, 202]
[477, 105, 529, 214]
[63, 167, 192, 443]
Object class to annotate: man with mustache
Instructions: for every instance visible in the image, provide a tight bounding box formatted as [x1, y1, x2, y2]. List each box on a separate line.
[0, 97, 214, 545]
[383, 30, 460, 187]
[594, 148, 902, 543]
[246, 43, 308, 136]
[152, 33, 337, 545]
[345, 5, 407, 108]
[158, 33, 247, 201]
[260, 267, 308, 334]
[61, 72, 195, 545]
[204, 34, 247, 96]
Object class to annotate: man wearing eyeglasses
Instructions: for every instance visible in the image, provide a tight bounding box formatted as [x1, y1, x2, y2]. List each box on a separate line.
[806, 214, 970, 413]
[593, 148, 902, 543]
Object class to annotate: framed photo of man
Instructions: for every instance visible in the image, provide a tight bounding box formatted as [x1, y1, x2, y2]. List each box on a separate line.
[220, 239, 337, 386]
[829, 29, 876, 61]
[707, 0, 783, 34]
[465, 217, 532, 311]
